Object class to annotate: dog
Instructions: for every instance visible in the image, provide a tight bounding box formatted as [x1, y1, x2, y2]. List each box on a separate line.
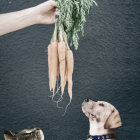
[4, 128, 44, 140]
[82, 98, 122, 140]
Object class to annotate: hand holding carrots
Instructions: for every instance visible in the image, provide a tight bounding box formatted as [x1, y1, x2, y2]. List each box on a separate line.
[35, 0, 59, 24]
[47, 0, 97, 115]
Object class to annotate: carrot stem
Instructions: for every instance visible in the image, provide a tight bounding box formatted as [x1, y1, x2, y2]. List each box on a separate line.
[51, 23, 58, 43]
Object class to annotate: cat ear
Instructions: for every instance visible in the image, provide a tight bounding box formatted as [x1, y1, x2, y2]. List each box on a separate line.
[4, 130, 15, 140]
[104, 108, 122, 129]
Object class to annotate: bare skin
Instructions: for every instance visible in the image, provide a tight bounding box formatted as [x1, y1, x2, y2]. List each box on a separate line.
[0, 0, 58, 36]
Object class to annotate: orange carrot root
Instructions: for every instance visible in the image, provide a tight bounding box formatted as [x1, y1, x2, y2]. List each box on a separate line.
[62, 49, 74, 116]
[51, 41, 59, 98]
[48, 44, 52, 91]
[58, 41, 67, 95]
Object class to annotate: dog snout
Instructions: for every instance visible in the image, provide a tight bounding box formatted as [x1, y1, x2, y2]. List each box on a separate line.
[84, 98, 90, 102]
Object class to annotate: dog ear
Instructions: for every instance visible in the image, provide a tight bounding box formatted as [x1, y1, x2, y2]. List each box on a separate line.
[4, 130, 16, 140]
[104, 108, 122, 129]
[85, 112, 90, 118]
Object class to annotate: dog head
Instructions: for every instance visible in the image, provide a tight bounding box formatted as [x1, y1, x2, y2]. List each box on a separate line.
[4, 128, 44, 140]
[82, 98, 122, 129]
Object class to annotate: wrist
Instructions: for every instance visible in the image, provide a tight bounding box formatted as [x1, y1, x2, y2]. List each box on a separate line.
[28, 6, 40, 25]
[31, 6, 43, 24]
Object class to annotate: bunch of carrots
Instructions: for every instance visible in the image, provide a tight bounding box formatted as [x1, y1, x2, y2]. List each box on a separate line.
[48, 24, 74, 115]
[47, 0, 97, 115]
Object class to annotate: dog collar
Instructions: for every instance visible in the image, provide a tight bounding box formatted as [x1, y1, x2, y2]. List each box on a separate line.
[87, 134, 115, 140]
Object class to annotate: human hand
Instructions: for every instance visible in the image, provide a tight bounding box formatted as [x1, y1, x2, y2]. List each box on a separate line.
[34, 0, 58, 24]
[0, 0, 58, 36]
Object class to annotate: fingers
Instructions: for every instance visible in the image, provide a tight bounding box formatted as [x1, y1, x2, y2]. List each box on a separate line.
[55, 11, 59, 16]
[50, 16, 56, 24]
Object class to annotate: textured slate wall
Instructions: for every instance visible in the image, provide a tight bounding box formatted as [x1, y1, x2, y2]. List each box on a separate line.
[0, 0, 140, 139]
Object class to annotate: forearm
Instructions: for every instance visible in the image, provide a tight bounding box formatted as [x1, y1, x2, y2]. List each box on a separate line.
[0, 7, 38, 36]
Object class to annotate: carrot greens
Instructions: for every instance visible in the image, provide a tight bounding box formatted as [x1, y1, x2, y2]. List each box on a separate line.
[54, 0, 97, 50]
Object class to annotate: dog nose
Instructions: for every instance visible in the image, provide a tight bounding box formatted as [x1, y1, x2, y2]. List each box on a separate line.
[84, 98, 89, 102]
[36, 128, 40, 130]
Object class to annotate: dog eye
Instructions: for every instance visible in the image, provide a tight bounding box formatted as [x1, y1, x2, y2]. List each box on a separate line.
[99, 103, 104, 107]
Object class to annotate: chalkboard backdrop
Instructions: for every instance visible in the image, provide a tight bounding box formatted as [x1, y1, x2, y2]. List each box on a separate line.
[0, 0, 140, 139]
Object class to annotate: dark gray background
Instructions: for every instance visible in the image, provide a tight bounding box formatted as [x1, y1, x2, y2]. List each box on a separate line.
[0, 0, 140, 139]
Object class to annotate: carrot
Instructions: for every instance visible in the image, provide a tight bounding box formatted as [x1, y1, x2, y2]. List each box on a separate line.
[58, 37, 67, 95]
[64, 61, 68, 89]
[51, 41, 59, 97]
[66, 49, 74, 101]
[62, 49, 74, 116]
[48, 44, 52, 91]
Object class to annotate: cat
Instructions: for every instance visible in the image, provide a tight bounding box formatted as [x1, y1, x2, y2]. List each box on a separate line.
[4, 128, 44, 140]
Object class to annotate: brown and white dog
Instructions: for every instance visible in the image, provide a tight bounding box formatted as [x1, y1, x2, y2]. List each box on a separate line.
[82, 98, 122, 140]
